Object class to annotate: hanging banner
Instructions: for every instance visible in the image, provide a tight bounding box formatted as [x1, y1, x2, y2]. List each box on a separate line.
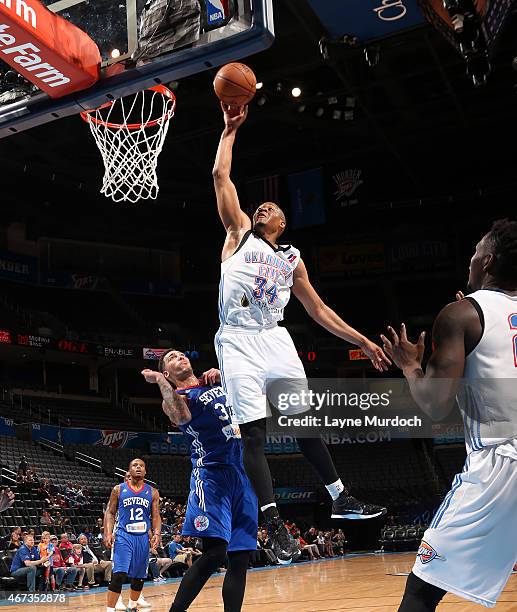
[307, 0, 425, 41]
[0, 251, 38, 282]
[288, 168, 326, 229]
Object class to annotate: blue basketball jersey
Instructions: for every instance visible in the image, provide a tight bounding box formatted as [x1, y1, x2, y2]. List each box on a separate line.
[177, 383, 242, 468]
[117, 482, 152, 536]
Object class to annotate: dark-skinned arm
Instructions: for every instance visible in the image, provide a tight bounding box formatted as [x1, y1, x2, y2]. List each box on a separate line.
[382, 300, 476, 420]
[150, 488, 161, 550]
[292, 259, 390, 372]
[212, 103, 251, 234]
[103, 485, 119, 548]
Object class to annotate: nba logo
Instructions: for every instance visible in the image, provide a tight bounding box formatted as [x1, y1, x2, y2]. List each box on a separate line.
[202, 0, 235, 30]
[194, 515, 210, 531]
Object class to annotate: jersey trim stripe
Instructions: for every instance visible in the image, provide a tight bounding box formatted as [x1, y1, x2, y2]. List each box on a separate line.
[430, 456, 470, 529]
[186, 425, 207, 467]
[192, 467, 205, 511]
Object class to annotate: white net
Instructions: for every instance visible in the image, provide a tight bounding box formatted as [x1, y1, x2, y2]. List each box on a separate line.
[81, 86, 176, 203]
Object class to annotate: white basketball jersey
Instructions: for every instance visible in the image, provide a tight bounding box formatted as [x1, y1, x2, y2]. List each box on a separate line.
[218, 230, 301, 329]
[458, 289, 517, 458]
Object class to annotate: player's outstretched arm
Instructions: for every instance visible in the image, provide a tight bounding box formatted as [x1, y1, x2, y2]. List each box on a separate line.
[103, 485, 119, 548]
[213, 104, 251, 250]
[150, 488, 161, 550]
[381, 300, 474, 420]
[292, 259, 390, 372]
[141, 369, 192, 425]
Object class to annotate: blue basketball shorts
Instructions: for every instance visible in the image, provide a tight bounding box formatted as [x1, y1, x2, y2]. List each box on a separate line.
[112, 530, 149, 579]
[183, 464, 257, 552]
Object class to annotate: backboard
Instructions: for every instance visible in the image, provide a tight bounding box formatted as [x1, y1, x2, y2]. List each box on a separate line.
[0, 0, 274, 137]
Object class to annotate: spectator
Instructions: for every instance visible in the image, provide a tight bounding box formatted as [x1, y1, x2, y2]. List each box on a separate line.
[40, 510, 54, 526]
[18, 456, 28, 476]
[81, 527, 93, 542]
[77, 533, 112, 587]
[304, 527, 318, 546]
[149, 545, 172, 582]
[181, 536, 203, 560]
[316, 531, 326, 557]
[10, 534, 48, 592]
[168, 534, 192, 568]
[0, 486, 15, 512]
[92, 518, 104, 540]
[69, 543, 86, 589]
[323, 532, 335, 558]
[38, 531, 54, 587]
[293, 531, 321, 561]
[332, 529, 346, 556]
[49, 535, 78, 591]
[6, 529, 22, 551]
[257, 530, 277, 565]
[58, 533, 73, 559]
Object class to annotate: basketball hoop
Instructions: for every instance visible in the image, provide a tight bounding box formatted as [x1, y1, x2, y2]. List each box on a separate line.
[80, 85, 176, 203]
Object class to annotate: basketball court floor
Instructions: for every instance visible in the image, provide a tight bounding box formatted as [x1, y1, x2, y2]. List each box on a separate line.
[1, 553, 515, 611]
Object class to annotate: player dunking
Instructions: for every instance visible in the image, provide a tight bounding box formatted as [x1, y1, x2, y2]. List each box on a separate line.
[104, 459, 161, 612]
[381, 219, 517, 610]
[142, 350, 257, 612]
[212, 104, 389, 562]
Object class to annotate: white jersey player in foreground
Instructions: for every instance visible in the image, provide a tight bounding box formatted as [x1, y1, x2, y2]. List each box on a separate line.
[382, 218, 517, 610]
[213, 103, 390, 563]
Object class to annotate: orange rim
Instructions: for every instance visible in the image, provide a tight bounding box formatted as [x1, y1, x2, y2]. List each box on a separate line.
[80, 85, 175, 130]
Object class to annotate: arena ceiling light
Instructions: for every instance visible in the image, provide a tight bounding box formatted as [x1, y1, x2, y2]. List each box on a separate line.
[256, 81, 264, 90]
[291, 87, 302, 98]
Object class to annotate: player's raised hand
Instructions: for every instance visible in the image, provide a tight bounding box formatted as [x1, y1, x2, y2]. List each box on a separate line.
[361, 339, 391, 372]
[221, 102, 248, 129]
[141, 369, 163, 384]
[456, 291, 465, 301]
[104, 532, 114, 549]
[200, 368, 221, 385]
[0, 488, 15, 512]
[381, 324, 425, 373]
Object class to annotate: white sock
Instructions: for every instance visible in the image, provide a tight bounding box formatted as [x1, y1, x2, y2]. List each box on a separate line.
[107, 608, 115, 612]
[260, 502, 277, 513]
[325, 478, 345, 501]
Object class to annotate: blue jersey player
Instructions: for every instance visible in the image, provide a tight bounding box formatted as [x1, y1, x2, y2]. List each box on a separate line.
[142, 350, 258, 612]
[104, 458, 161, 612]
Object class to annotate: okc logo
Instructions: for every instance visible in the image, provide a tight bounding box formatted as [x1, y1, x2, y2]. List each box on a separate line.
[333, 169, 363, 200]
[194, 515, 210, 532]
[95, 430, 138, 448]
[417, 541, 445, 564]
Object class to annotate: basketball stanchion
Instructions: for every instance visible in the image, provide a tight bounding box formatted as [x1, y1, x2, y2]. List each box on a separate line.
[80, 85, 176, 203]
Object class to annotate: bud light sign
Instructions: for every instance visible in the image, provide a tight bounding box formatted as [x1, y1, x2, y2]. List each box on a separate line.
[274, 487, 317, 505]
[307, 0, 425, 42]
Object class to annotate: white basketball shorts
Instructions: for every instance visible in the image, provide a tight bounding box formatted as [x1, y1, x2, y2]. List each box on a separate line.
[214, 324, 309, 424]
[413, 444, 517, 608]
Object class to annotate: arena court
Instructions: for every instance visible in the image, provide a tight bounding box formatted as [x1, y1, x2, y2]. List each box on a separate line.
[1, 554, 515, 611]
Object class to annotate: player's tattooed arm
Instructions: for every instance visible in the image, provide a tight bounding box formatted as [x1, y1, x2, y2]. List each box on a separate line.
[103, 485, 119, 548]
[292, 259, 391, 372]
[141, 369, 192, 425]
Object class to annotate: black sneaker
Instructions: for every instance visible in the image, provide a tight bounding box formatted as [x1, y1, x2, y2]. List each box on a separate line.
[266, 517, 301, 565]
[331, 492, 387, 520]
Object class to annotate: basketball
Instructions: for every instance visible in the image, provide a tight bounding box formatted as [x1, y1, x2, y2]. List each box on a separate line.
[213, 62, 257, 106]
